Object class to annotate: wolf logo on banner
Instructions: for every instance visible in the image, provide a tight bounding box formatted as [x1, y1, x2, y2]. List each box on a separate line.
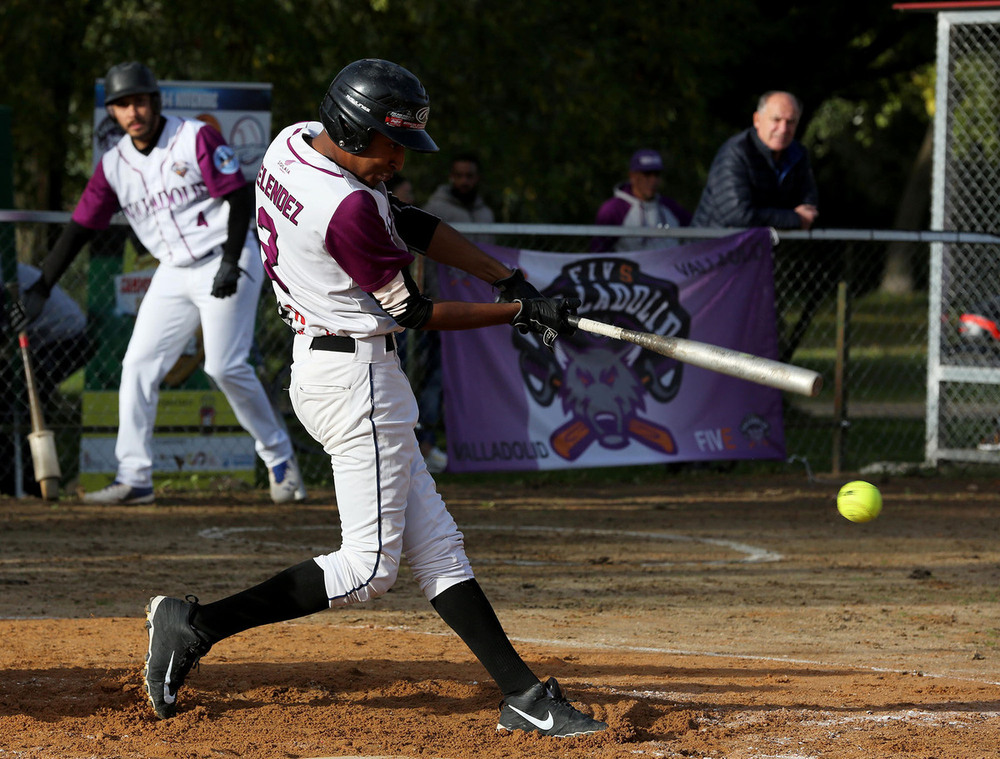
[514, 258, 691, 461]
[437, 228, 784, 472]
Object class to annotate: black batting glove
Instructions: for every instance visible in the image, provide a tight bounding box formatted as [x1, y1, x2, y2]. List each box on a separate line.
[211, 259, 241, 299]
[512, 297, 580, 349]
[6, 280, 49, 333]
[493, 268, 543, 304]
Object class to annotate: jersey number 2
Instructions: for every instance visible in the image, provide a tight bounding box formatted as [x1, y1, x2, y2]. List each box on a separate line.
[257, 208, 290, 293]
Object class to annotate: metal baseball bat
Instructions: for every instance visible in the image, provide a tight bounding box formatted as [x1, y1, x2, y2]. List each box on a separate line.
[567, 315, 823, 397]
[17, 330, 61, 500]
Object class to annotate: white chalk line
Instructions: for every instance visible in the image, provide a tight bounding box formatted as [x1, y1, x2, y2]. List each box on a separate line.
[315, 621, 1000, 688]
[193, 522, 1000, 687]
[196, 523, 784, 566]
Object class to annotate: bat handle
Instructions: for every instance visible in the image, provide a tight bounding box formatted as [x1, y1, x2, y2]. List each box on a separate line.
[18, 332, 47, 432]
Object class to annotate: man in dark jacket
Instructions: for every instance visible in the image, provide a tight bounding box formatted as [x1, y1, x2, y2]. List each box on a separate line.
[693, 92, 822, 362]
[692, 91, 818, 230]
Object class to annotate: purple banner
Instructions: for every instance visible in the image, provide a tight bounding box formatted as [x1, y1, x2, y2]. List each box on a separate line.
[436, 229, 784, 471]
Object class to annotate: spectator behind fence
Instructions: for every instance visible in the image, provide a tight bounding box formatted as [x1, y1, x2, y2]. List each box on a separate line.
[693, 91, 822, 362]
[692, 91, 818, 230]
[1, 263, 95, 496]
[419, 156, 499, 472]
[589, 148, 692, 253]
[423, 153, 496, 244]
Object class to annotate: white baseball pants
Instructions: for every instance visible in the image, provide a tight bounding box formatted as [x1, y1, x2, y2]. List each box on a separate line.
[288, 332, 474, 605]
[115, 237, 293, 487]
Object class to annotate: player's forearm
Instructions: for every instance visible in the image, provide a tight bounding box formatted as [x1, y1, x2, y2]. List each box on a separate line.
[421, 300, 519, 331]
[39, 221, 95, 292]
[424, 222, 513, 284]
[221, 185, 252, 263]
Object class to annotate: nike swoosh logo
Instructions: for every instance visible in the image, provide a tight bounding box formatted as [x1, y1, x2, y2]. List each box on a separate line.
[163, 651, 176, 704]
[508, 704, 554, 731]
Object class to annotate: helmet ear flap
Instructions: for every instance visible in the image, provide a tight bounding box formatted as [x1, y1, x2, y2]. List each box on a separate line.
[319, 91, 369, 154]
[335, 114, 370, 153]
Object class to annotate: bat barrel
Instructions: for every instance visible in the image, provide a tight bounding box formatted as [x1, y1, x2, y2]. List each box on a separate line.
[570, 316, 823, 397]
[645, 333, 823, 397]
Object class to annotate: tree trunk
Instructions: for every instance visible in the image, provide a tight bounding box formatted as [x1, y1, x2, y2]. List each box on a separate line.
[881, 121, 933, 294]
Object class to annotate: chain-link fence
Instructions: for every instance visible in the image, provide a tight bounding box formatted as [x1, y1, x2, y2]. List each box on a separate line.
[4, 213, 995, 496]
[927, 11, 1000, 465]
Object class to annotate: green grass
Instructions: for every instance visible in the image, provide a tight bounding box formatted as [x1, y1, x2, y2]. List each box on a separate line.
[789, 290, 929, 406]
[777, 290, 930, 472]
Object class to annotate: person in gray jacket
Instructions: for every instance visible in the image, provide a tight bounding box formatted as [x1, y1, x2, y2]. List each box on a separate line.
[423, 153, 496, 244]
[692, 91, 818, 231]
[416, 154, 498, 473]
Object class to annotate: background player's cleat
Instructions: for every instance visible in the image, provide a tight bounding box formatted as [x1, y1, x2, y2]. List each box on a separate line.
[497, 677, 607, 737]
[82, 481, 154, 505]
[269, 458, 307, 503]
[144, 595, 212, 719]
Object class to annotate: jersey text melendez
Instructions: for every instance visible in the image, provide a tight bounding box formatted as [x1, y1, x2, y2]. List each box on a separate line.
[255, 121, 420, 338]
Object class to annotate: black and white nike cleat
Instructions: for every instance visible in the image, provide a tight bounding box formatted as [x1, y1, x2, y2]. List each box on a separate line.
[497, 677, 607, 737]
[143, 595, 212, 719]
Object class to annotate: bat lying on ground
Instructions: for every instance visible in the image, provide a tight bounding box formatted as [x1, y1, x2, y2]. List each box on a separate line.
[567, 315, 823, 398]
[18, 331, 61, 499]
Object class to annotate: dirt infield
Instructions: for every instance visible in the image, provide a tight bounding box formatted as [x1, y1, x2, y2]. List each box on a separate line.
[3, 471, 1000, 758]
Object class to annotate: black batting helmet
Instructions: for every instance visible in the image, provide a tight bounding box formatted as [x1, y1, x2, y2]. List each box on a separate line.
[319, 59, 438, 154]
[104, 62, 159, 105]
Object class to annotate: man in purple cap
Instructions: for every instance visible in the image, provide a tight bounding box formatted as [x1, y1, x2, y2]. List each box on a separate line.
[589, 148, 691, 253]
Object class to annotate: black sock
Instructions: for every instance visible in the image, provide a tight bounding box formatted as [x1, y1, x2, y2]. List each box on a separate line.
[191, 558, 329, 644]
[430, 578, 539, 697]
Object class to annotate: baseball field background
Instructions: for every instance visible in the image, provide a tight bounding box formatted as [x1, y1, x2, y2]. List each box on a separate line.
[3, 469, 999, 758]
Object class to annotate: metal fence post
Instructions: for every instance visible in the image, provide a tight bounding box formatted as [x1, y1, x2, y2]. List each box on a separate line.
[832, 280, 850, 475]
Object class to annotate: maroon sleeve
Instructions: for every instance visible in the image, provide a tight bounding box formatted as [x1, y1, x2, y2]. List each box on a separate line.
[195, 123, 247, 198]
[589, 197, 629, 252]
[325, 190, 414, 292]
[70, 161, 122, 230]
[662, 196, 692, 227]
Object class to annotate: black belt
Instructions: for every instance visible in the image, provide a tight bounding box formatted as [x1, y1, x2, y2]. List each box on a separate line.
[311, 334, 395, 353]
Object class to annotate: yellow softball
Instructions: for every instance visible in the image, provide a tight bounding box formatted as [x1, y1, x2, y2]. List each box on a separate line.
[837, 480, 882, 523]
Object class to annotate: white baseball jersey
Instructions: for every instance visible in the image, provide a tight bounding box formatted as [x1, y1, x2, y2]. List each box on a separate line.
[258, 120, 475, 608]
[72, 115, 245, 266]
[65, 114, 295, 489]
[254, 121, 412, 338]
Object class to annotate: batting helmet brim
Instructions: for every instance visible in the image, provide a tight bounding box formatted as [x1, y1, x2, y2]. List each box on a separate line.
[384, 124, 438, 153]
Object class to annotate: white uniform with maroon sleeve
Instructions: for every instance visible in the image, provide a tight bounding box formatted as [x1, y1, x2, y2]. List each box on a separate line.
[255, 121, 474, 605]
[72, 115, 294, 487]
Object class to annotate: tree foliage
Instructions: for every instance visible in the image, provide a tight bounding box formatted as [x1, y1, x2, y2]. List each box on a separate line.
[1, 1, 935, 228]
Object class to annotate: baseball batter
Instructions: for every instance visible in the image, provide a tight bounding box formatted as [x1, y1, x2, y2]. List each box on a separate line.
[141, 59, 605, 738]
[11, 62, 305, 504]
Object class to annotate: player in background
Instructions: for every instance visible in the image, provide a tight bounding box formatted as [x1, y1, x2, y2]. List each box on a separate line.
[140, 58, 606, 738]
[8, 62, 305, 505]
